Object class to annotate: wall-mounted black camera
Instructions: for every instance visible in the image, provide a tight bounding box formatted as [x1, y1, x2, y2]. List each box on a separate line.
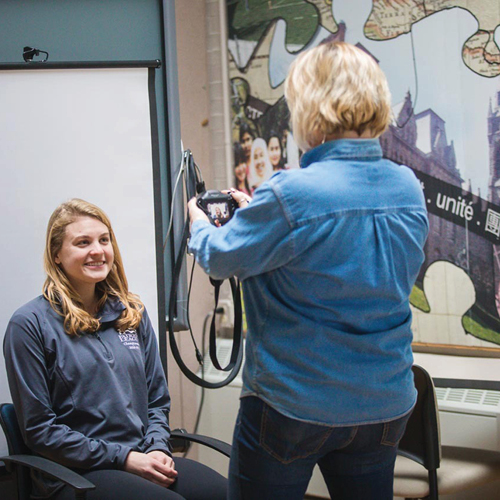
[23, 46, 49, 62]
[196, 190, 238, 226]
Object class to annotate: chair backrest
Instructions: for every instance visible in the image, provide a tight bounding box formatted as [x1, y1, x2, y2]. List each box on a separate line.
[398, 365, 441, 471]
[0, 403, 31, 456]
[0, 403, 33, 500]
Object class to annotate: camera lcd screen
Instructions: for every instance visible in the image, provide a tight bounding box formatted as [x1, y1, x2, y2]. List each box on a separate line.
[207, 201, 230, 225]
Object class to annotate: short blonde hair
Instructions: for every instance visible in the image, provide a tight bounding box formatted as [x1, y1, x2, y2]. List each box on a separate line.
[284, 42, 392, 151]
[43, 198, 144, 336]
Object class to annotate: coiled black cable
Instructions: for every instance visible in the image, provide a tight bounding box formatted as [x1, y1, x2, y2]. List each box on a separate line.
[167, 150, 244, 389]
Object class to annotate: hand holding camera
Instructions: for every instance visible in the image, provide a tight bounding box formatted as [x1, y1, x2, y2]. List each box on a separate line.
[227, 188, 252, 208]
[196, 190, 238, 226]
[189, 189, 250, 228]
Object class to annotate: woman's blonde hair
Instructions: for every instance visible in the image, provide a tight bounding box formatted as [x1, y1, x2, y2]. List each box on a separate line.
[43, 198, 144, 336]
[284, 41, 392, 151]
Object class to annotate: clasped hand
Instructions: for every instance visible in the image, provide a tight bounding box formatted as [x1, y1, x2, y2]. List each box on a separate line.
[124, 450, 177, 488]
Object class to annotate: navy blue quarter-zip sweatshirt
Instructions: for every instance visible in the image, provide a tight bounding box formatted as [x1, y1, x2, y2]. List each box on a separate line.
[4, 296, 171, 498]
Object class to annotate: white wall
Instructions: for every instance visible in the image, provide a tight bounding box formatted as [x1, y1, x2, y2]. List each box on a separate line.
[413, 352, 500, 382]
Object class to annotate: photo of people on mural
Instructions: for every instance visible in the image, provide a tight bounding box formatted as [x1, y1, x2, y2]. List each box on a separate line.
[233, 116, 302, 196]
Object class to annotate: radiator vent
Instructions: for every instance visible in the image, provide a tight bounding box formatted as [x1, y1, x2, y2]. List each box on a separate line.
[464, 390, 485, 404]
[435, 387, 500, 416]
[484, 392, 500, 406]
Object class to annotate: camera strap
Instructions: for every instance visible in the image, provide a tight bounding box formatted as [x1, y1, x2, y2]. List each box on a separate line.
[208, 277, 242, 371]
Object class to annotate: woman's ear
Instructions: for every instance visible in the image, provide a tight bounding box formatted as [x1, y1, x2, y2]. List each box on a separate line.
[54, 254, 61, 265]
[307, 129, 324, 150]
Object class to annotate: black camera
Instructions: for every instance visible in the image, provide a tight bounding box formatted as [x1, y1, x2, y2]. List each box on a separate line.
[196, 190, 238, 226]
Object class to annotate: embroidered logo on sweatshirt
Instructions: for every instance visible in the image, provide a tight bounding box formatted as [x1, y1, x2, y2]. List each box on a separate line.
[118, 330, 140, 350]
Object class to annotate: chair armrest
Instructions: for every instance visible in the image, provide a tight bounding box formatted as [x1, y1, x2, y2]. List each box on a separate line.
[397, 448, 425, 467]
[170, 429, 231, 457]
[0, 454, 95, 493]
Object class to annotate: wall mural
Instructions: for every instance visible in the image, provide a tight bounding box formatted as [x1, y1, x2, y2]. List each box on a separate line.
[227, 0, 500, 355]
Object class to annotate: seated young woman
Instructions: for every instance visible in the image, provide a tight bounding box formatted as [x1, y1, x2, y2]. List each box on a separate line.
[3, 198, 227, 500]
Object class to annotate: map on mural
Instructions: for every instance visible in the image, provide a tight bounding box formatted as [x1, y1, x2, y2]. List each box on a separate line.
[364, 0, 500, 77]
[229, 0, 339, 106]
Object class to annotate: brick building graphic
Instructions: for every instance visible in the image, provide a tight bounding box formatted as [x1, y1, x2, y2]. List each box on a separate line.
[488, 87, 500, 207]
[227, 5, 500, 347]
[488, 87, 500, 325]
[381, 92, 500, 343]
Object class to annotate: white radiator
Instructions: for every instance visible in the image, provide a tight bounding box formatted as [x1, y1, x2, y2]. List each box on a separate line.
[435, 387, 500, 451]
[195, 341, 500, 498]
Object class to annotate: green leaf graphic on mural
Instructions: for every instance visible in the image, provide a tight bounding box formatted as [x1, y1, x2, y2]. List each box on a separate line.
[410, 283, 430, 313]
[230, 0, 323, 47]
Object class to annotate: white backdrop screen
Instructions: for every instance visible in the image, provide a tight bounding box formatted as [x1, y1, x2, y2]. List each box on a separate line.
[0, 67, 161, 455]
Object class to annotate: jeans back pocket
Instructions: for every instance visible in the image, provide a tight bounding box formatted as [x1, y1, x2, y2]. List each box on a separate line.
[259, 403, 333, 464]
[380, 411, 412, 447]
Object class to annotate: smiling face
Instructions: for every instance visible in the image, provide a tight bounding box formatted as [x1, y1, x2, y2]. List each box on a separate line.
[268, 137, 281, 168]
[253, 147, 266, 177]
[55, 216, 114, 296]
[241, 132, 253, 160]
[234, 162, 247, 182]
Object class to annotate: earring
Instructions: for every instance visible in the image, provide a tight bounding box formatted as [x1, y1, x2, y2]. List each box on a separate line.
[321, 134, 326, 145]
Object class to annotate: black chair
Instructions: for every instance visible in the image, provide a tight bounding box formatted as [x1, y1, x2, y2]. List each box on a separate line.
[0, 403, 230, 500]
[393, 365, 500, 499]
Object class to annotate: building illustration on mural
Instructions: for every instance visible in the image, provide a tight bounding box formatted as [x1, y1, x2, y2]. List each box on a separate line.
[227, 2, 500, 350]
[488, 86, 500, 332]
[488, 87, 500, 206]
[382, 90, 500, 347]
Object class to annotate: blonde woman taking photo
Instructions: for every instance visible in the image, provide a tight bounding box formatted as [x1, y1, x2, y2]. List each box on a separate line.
[188, 42, 428, 500]
[4, 199, 226, 500]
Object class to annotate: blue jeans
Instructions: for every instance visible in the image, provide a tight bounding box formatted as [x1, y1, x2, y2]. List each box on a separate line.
[228, 396, 411, 500]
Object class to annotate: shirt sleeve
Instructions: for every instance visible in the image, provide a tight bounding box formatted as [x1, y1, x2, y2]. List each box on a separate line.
[139, 309, 172, 456]
[188, 183, 296, 281]
[3, 311, 131, 470]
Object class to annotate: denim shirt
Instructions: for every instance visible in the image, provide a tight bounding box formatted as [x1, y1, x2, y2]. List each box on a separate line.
[189, 139, 428, 426]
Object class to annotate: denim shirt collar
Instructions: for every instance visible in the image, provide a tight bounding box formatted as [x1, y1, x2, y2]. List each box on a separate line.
[300, 138, 383, 168]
